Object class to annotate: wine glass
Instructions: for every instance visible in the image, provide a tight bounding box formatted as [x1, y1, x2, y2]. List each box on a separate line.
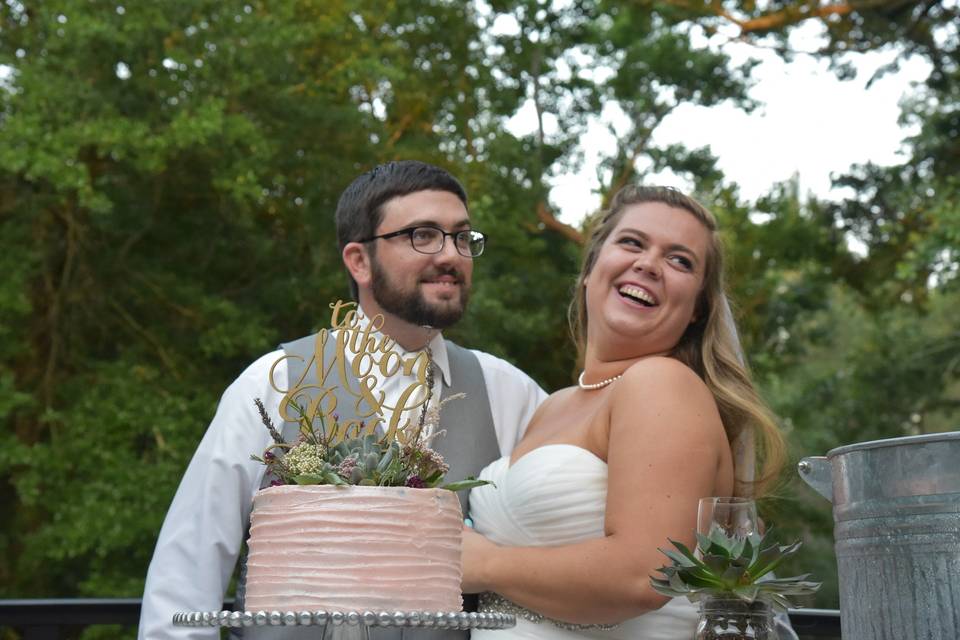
[697, 496, 758, 541]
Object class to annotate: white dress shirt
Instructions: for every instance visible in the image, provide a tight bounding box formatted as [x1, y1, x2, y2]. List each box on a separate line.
[138, 328, 546, 640]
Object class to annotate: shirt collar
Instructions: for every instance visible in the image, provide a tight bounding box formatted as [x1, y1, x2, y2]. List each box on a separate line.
[426, 331, 451, 387]
[355, 304, 451, 387]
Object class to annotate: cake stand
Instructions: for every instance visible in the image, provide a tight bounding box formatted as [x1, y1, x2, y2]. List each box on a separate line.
[173, 609, 516, 639]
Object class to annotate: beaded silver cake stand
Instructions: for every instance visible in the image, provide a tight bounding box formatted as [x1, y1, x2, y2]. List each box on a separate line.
[174, 609, 516, 639]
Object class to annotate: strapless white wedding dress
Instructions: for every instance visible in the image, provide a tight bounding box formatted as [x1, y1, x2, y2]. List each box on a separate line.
[469, 444, 698, 640]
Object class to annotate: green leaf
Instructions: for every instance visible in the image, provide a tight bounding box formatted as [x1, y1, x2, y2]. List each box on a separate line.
[732, 584, 760, 602]
[695, 531, 716, 554]
[441, 478, 492, 492]
[749, 541, 802, 580]
[293, 474, 325, 485]
[768, 593, 793, 613]
[701, 553, 730, 574]
[322, 471, 348, 486]
[719, 564, 746, 586]
[376, 444, 397, 472]
[661, 548, 698, 568]
[423, 469, 445, 485]
[669, 539, 703, 565]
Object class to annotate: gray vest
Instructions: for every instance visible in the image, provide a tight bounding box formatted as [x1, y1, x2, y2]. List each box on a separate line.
[234, 335, 500, 639]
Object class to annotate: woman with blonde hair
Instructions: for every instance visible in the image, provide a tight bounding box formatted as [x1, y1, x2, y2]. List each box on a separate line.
[464, 185, 786, 639]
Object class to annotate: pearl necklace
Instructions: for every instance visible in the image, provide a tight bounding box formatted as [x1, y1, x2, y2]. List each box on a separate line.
[577, 371, 623, 390]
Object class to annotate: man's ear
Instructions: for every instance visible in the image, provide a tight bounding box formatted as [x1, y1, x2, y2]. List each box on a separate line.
[342, 243, 372, 288]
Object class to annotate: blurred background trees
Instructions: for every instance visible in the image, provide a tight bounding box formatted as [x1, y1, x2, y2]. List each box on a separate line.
[1, 0, 957, 631]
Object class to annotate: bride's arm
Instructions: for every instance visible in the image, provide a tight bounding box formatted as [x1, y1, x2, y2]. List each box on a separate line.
[461, 356, 731, 625]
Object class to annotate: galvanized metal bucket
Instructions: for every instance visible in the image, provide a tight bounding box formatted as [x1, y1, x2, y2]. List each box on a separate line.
[797, 431, 960, 640]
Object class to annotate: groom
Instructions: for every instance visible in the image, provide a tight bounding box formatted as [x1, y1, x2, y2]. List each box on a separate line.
[138, 160, 547, 639]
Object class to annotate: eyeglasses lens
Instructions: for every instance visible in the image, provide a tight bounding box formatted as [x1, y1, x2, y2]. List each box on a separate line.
[411, 228, 440, 251]
[457, 231, 485, 257]
[410, 228, 484, 257]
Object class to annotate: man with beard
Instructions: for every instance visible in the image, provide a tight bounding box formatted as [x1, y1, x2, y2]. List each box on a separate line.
[138, 161, 547, 640]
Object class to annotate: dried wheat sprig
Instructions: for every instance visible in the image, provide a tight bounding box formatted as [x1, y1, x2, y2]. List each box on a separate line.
[409, 346, 436, 445]
[255, 398, 285, 445]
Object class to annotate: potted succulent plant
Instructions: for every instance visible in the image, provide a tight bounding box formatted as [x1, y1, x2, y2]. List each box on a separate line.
[651, 528, 820, 640]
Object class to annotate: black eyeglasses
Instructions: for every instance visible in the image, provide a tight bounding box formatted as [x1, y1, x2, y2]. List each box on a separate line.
[360, 226, 487, 257]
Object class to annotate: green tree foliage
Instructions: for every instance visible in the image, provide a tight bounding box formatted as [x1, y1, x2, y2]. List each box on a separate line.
[632, 0, 960, 607]
[711, 171, 959, 607]
[1, 0, 958, 629]
[0, 0, 571, 603]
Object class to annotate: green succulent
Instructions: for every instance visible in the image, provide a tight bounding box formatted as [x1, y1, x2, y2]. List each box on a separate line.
[290, 433, 397, 486]
[650, 528, 820, 612]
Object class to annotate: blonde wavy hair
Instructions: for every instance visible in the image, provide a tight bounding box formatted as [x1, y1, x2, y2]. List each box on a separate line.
[569, 185, 786, 496]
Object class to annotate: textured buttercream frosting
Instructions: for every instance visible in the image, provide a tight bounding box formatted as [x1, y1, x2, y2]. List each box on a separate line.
[244, 485, 464, 612]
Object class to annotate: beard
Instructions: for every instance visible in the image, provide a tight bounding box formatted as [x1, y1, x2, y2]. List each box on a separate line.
[370, 257, 469, 329]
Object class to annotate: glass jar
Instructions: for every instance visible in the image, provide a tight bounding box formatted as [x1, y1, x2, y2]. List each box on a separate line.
[694, 596, 775, 640]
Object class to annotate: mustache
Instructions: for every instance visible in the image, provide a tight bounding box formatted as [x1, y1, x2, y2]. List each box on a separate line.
[420, 267, 464, 283]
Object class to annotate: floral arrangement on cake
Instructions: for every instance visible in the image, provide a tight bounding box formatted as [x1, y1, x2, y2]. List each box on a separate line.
[250, 303, 490, 492]
[250, 392, 488, 492]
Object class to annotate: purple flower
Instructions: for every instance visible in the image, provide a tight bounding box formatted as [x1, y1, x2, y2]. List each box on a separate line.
[405, 475, 425, 489]
[337, 456, 358, 481]
[269, 479, 284, 487]
[264, 451, 276, 461]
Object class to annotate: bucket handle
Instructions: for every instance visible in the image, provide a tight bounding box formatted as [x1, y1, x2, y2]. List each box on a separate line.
[797, 456, 833, 503]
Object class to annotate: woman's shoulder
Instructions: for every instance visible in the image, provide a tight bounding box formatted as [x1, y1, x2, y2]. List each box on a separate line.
[610, 357, 721, 432]
[619, 356, 707, 392]
[535, 384, 579, 413]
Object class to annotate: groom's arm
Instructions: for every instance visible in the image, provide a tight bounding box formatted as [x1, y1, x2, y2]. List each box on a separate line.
[139, 354, 279, 640]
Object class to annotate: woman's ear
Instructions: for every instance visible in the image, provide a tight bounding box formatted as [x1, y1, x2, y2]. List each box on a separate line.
[342, 243, 372, 288]
[691, 295, 708, 325]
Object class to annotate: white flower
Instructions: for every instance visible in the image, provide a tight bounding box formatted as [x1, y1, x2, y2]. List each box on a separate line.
[283, 443, 326, 476]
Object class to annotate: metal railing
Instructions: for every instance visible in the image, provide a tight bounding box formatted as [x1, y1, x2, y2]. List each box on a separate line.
[0, 599, 842, 639]
[788, 608, 842, 638]
[1, 599, 141, 640]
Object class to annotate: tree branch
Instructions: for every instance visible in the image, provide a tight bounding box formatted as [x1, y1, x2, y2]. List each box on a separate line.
[603, 144, 648, 210]
[531, 47, 546, 165]
[536, 200, 583, 245]
[688, 0, 910, 35]
[600, 108, 670, 209]
[107, 299, 183, 379]
[732, 3, 855, 33]
[386, 107, 422, 149]
[41, 202, 80, 410]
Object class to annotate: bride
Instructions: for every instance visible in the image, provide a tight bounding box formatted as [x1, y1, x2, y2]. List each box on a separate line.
[463, 185, 786, 639]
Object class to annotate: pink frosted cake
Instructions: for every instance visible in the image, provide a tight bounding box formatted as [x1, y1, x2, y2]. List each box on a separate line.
[243, 484, 464, 612]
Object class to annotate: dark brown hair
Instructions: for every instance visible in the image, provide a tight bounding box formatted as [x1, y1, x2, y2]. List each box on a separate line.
[334, 160, 467, 299]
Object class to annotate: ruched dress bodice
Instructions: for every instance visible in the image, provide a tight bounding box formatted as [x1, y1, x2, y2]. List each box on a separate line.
[469, 444, 698, 640]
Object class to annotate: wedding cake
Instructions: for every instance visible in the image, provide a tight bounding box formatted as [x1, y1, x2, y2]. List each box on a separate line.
[242, 484, 464, 612]
[240, 303, 478, 613]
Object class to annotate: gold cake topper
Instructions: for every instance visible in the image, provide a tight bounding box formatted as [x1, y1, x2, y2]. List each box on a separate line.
[269, 300, 432, 446]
